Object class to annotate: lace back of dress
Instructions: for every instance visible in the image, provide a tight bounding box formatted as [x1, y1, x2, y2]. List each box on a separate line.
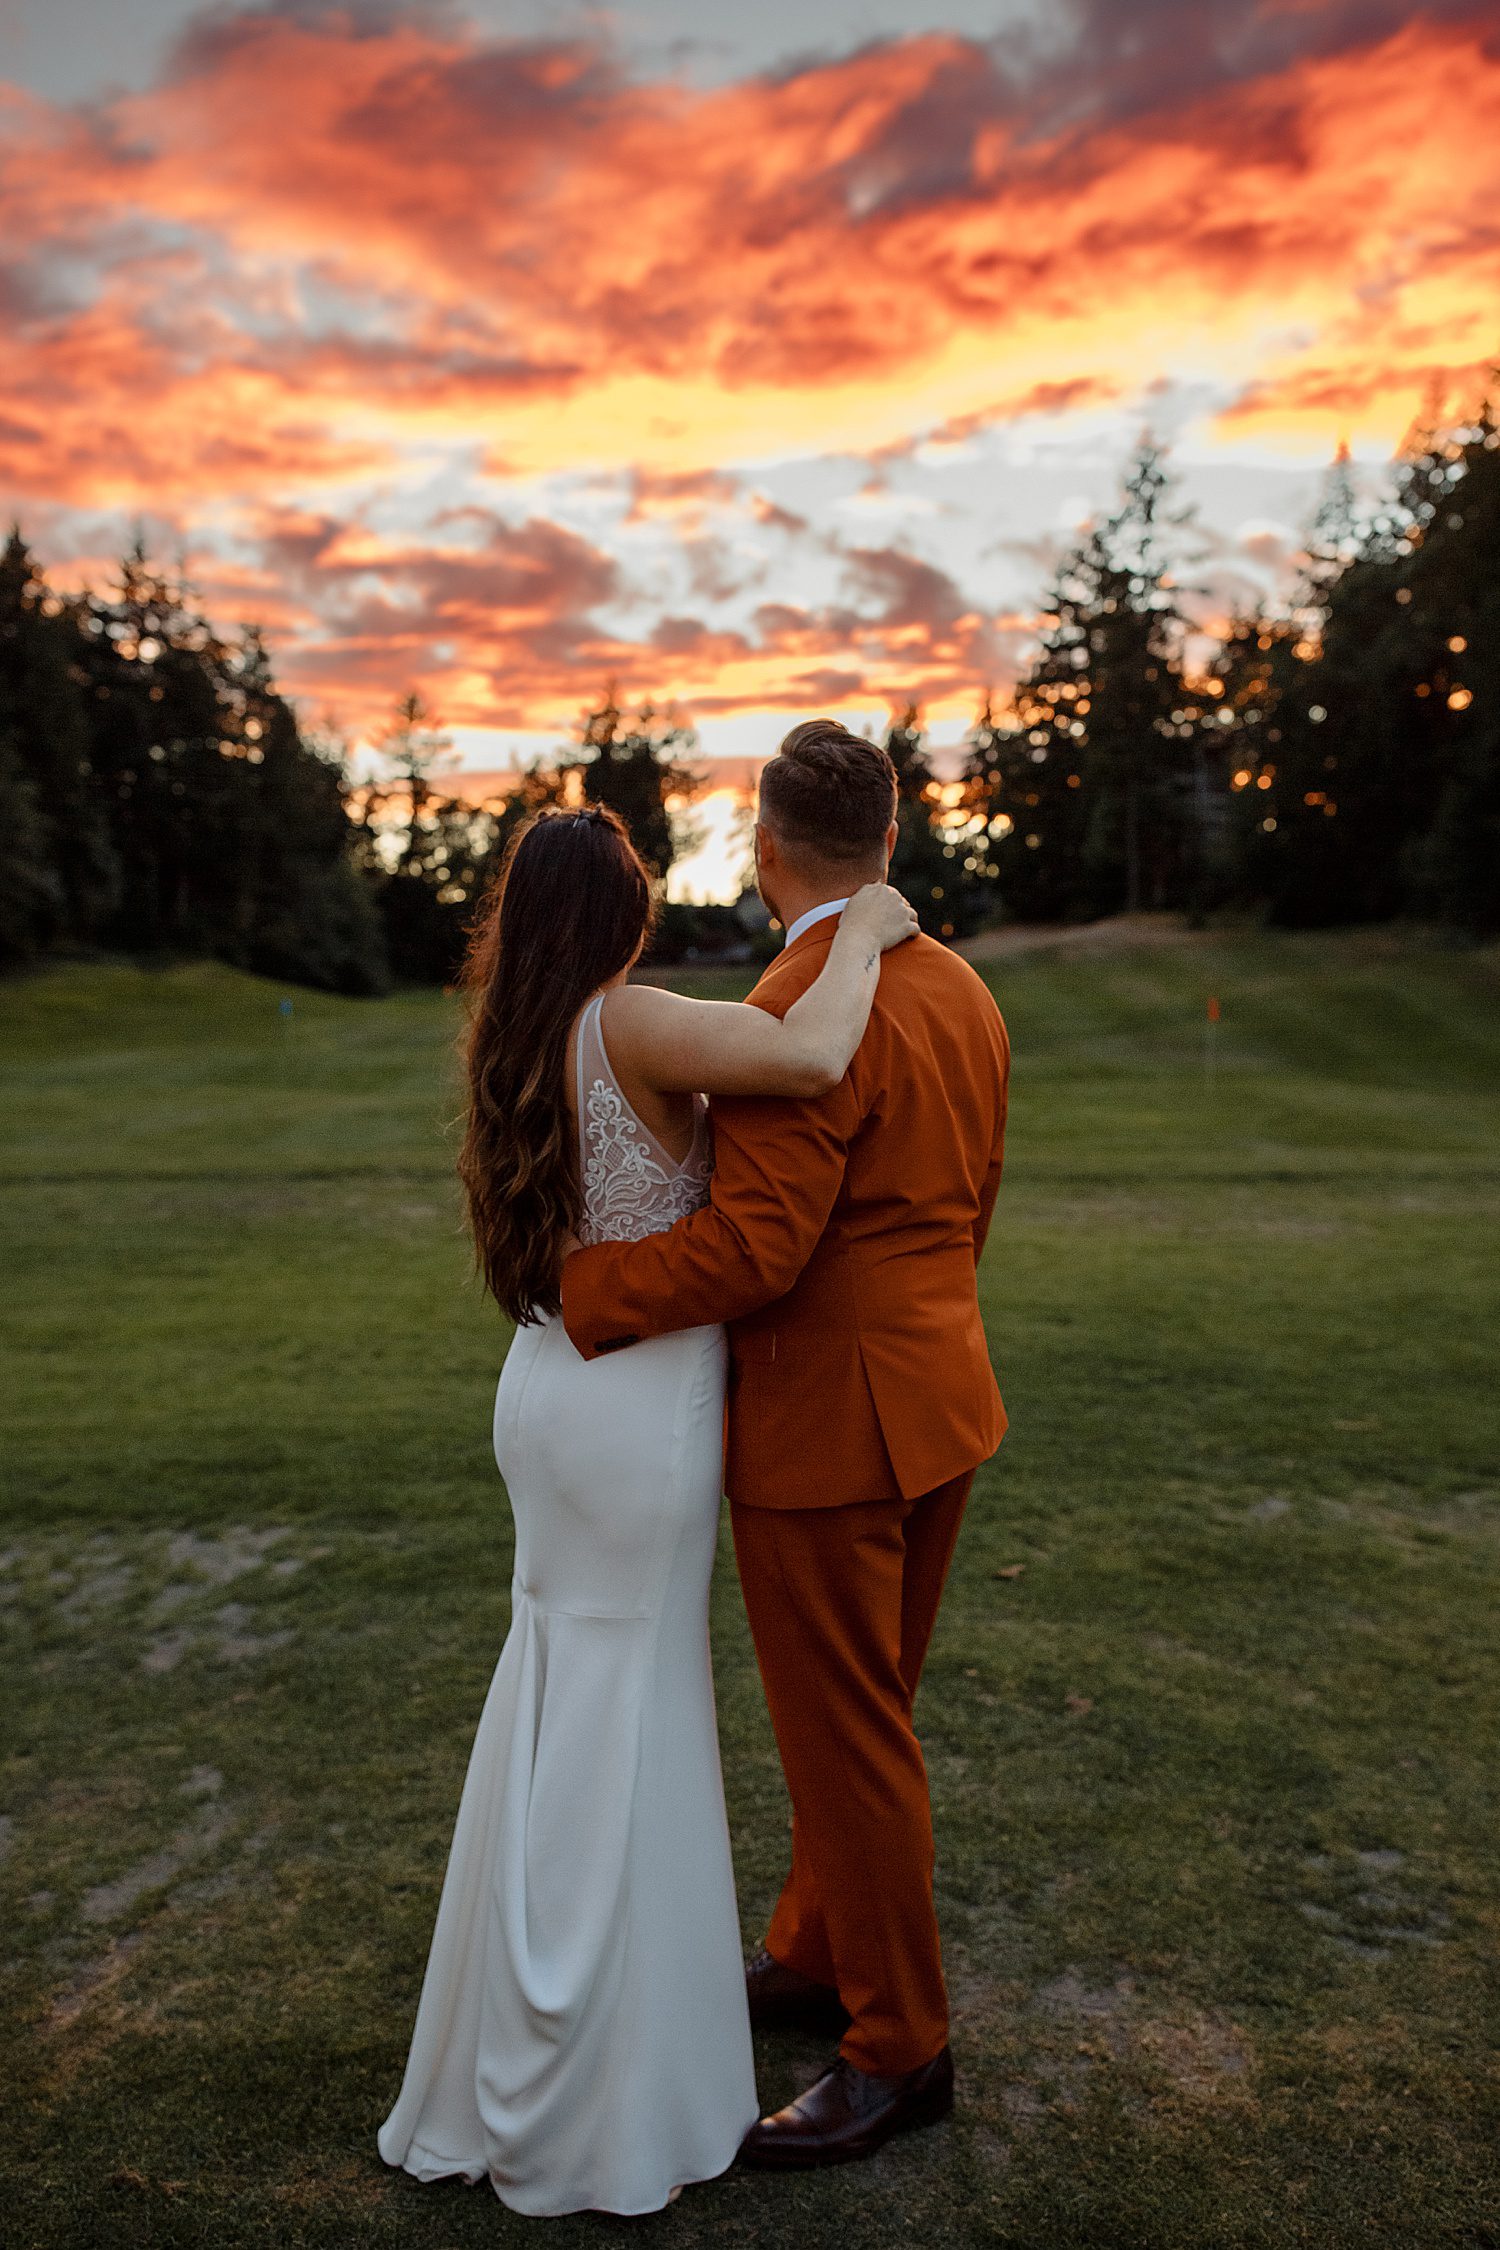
[574, 996, 711, 1247]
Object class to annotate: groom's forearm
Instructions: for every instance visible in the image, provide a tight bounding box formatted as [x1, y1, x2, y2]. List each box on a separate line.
[562, 1205, 798, 1356]
[560, 1086, 857, 1359]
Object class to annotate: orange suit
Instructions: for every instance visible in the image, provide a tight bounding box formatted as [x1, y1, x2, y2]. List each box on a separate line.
[561, 925, 1010, 2072]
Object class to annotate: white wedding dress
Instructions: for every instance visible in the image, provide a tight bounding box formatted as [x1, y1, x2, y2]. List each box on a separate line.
[378, 994, 757, 2217]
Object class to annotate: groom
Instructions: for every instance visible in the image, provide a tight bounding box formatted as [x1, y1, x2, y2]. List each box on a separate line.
[562, 718, 1010, 2168]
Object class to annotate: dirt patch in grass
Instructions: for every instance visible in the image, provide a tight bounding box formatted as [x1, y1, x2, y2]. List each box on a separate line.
[162, 1526, 292, 1586]
[3, 1524, 317, 1675]
[1135, 2011, 1254, 2102]
[79, 1800, 233, 1927]
[48, 1931, 145, 2031]
[33, 1772, 282, 2095]
[949, 1954, 1260, 2151]
[1292, 1846, 1453, 1964]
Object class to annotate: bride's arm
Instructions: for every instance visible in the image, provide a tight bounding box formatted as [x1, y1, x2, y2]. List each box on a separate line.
[602, 884, 918, 1098]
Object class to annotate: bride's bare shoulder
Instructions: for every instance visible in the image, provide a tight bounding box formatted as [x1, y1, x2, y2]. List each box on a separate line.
[600, 981, 680, 1024]
[597, 980, 683, 1055]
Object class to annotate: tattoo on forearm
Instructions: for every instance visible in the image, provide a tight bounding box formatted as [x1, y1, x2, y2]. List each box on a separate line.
[865, 950, 879, 971]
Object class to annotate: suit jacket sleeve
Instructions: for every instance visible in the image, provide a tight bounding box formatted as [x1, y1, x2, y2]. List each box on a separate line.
[971, 1009, 1011, 1264]
[561, 981, 862, 1360]
[973, 1130, 1005, 1265]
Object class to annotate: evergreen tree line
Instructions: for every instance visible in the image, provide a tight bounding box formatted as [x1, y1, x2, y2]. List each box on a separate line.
[907, 391, 1499, 942]
[1, 384, 1494, 990]
[0, 532, 705, 991]
[0, 535, 386, 991]
[351, 690, 705, 985]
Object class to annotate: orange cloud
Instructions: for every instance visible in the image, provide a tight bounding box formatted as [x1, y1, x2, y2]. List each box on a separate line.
[1, 4, 1496, 729]
[203, 502, 1028, 732]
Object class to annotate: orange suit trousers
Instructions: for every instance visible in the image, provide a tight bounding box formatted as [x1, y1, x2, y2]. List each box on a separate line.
[730, 1470, 973, 2076]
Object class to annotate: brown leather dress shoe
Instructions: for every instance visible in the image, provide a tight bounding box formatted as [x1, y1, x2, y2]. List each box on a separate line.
[737, 2046, 954, 2170]
[744, 1948, 851, 2034]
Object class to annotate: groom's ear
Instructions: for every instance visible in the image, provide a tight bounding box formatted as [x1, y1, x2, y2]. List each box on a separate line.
[883, 817, 898, 867]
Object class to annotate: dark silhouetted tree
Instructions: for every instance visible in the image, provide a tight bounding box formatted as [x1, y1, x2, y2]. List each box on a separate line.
[1, 533, 386, 990]
[488, 761, 570, 866]
[1403, 412, 1500, 931]
[975, 446, 1199, 922]
[0, 528, 116, 956]
[563, 691, 699, 879]
[1072, 446, 1196, 914]
[0, 733, 57, 962]
[883, 705, 987, 939]
[1233, 391, 1500, 931]
[355, 691, 509, 984]
[228, 645, 388, 993]
[376, 692, 452, 870]
[967, 647, 1092, 924]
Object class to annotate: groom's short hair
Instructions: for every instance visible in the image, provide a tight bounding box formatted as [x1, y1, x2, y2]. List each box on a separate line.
[759, 720, 898, 865]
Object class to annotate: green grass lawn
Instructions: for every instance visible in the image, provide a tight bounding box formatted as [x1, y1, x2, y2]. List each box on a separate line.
[2, 929, 1498, 2249]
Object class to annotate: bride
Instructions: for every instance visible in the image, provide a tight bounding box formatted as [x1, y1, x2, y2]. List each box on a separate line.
[378, 803, 916, 2218]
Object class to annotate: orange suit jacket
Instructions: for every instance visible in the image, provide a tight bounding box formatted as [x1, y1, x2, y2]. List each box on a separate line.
[560, 925, 1010, 1510]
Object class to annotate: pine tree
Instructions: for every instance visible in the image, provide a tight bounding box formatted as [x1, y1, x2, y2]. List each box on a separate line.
[977, 445, 1194, 922]
[1074, 446, 1195, 914]
[489, 761, 569, 866]
[1302, 441, 1361, 601]
[359, 790, 506, 986]
[0, 529, 117, 948]
[1241, 392, 1500, 930]
[73, 542, 236, 952]
[63, 540, 386, 987]
[0, 734, 58, 961]
[232, 641, 388, 993]
[970, 625, 1092, 923]
[883, 705, 988, 939]
[1404, 401, 1500, 931]
[375, 692, 452, 871]
[563, 691, 698, 880]
[885, 705, 942, 932]
[1210, 609, 1298, 908]
[356, 692, 584, 984]
[1213, 446, 1367, 918]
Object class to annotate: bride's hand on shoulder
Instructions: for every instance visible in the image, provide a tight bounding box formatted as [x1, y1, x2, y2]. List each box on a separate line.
[841, 882, 919, 954]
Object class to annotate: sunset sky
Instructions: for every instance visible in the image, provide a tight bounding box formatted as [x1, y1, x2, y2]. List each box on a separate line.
[2, 1, 1497, 894]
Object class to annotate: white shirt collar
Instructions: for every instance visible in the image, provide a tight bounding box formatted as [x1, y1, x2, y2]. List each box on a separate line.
[782, 897, 850, 950]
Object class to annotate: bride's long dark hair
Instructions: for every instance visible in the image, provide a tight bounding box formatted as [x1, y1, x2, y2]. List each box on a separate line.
[458, 805, 655, 1323]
